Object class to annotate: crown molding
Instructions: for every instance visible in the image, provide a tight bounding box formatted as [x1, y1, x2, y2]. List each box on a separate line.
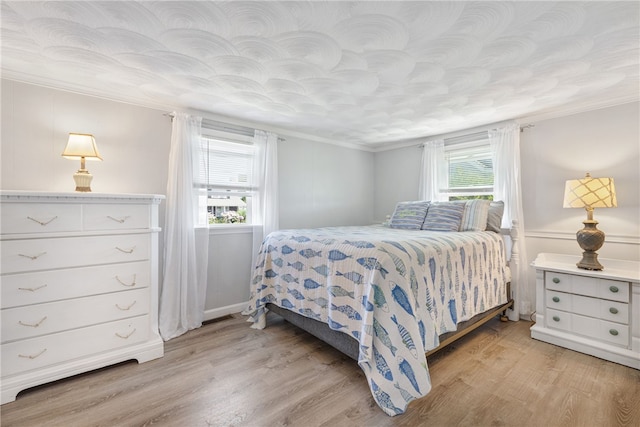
[517, 95, 639, 125]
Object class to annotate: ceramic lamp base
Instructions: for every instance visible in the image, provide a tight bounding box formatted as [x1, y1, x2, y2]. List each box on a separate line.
[576, 220, 605, 270]
[73, 169, 93, 192]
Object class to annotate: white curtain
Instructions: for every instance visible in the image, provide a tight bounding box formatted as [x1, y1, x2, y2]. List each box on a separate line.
[418, 139, 446, 201]
[159, 113, 209, 340]
[251, 130, 279, 271]
[489, 122, 528, 321]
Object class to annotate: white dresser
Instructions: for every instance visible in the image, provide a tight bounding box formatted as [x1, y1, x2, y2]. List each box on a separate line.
[531, 253, 640, 369]
[0, 191, 165, 404]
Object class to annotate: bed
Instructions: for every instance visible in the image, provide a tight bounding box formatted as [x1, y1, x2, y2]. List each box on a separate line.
[244, 200, 516, 416]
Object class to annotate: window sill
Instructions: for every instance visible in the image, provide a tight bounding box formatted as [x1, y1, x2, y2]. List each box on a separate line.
[195, 224, 255, 235]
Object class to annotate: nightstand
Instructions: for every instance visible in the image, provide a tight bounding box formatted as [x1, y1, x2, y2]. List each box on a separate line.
[530, 253, 640, 369]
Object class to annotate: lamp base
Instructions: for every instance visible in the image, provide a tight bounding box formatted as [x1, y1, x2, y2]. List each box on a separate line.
[577, 251, 604, 270]
[73, 169, 93, 192]
[575, 220, 605, 271]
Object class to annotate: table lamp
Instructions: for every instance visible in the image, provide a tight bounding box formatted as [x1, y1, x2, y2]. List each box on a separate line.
[62, 133, 102, 192]
[563, 173, 617, 270]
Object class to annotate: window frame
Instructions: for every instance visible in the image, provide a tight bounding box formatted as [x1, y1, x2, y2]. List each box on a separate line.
[441, 138, 494, 201]
[194, 129, 257, 227]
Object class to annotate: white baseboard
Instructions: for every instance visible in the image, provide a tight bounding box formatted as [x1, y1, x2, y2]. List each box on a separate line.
[203, 301, 248, 322]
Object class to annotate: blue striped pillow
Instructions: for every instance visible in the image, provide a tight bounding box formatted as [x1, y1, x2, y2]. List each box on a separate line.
[421, 202, 465, 231]
[459, 199, 491, 231]
[389, 201, 430, 229]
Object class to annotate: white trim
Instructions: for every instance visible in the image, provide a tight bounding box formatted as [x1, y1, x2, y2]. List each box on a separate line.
[203, 302, 248, 322]
[205, 224, 254, 235]
[526, 230, 640, 245]
[518, 97, 639, 125]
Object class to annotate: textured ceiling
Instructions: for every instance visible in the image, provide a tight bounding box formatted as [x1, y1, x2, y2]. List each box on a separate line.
[2, 1, 639, 148]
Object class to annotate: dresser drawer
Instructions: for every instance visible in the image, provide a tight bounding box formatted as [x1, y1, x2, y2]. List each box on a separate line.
[1, 261, 150, 309]
[2, 287, 150, 343]
[1, 234, 150, 274]
[1, 315, 150, 377]
[545, 272, 629, 303]
[1, 203, 82, 234]
[83, 204, 150, 231]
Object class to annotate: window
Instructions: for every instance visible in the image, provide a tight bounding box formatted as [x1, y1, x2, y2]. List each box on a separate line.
[442, 138, 493, 201]
[194, 136, 256, 225]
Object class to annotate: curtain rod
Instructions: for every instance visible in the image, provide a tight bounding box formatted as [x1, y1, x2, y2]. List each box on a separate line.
[163, 113, 285, 142]
[419, 123, 535, 148]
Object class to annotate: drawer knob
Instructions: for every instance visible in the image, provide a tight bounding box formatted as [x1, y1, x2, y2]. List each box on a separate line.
[609, 286, 619, 293]
[107, 215, 130, 224]
[609, 307, 619, 314]
[27, 216, 58, 226]
[552, 277, 560, 284]
[552, 316, 560, 322]
[552, 296, 560, 303]
[609, 329, 619, 336]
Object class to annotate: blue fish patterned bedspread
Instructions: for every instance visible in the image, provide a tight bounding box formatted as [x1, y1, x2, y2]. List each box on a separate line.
[244, 225, 510, 416]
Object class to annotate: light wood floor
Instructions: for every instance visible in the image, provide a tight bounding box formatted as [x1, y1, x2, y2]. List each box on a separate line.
[2, 313, 639, 427]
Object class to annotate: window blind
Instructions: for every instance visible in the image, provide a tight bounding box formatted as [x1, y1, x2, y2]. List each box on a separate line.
[194, 138, 255, 196]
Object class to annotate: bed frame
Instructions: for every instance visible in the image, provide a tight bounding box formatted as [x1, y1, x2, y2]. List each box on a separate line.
[267, 285, 513, 360]
[265, 225, 520, 360]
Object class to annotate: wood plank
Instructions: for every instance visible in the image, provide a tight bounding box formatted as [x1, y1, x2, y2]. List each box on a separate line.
[1, 313, 639, 426]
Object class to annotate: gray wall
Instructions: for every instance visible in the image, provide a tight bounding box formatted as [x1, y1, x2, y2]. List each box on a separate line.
[4, 79, 637, 318]
[1, 79, 374, 318]
[372, 101, 640, 313]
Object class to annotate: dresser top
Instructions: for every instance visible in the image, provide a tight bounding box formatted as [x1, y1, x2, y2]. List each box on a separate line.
[532, 253, 640, 283]
[0, 190, 165, 204]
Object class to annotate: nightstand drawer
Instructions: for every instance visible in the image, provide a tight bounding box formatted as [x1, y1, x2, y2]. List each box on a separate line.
[83, 204, 150, 231]
[546, 272, 572, 293]
[546, 308, 571, 332]
[598, 280, 629, 303]
[546, 290, 572, 312]
[598, 299, 629, 324]
[2, 287, 150, 342]
[545, 272, 629, 303]
[545, 291, 629, 325]
[1, 203, 82, 234]
[572, 313, 630, 348]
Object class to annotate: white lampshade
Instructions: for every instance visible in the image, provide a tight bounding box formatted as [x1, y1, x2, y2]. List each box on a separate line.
[62, 133, 102, 192]
[563, 173, 617, 209]
[62, 133, 102, 160]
